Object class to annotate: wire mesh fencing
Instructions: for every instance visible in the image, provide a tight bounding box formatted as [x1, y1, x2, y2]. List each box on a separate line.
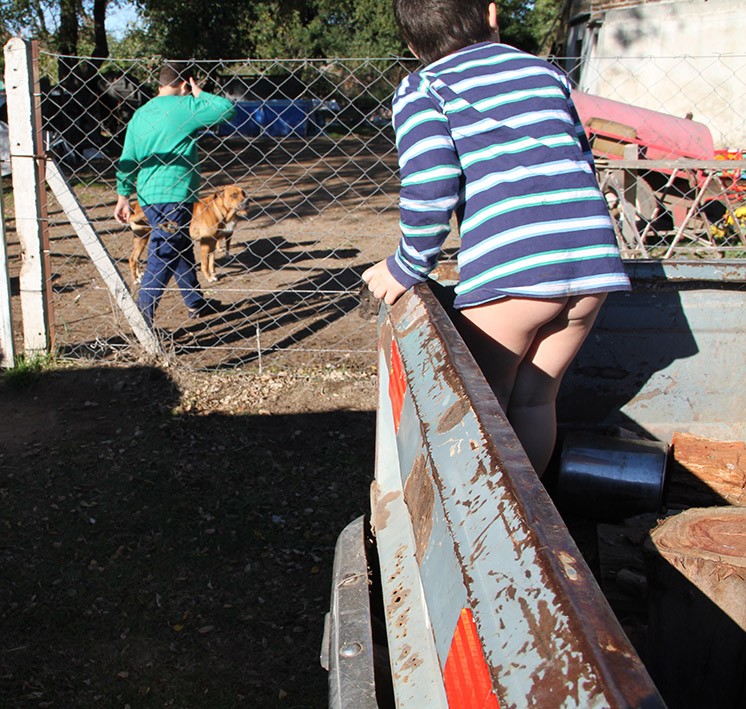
[2, 48, 746, 370]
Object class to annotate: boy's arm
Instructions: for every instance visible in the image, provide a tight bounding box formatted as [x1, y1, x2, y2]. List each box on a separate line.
[386, 78, 461, 289]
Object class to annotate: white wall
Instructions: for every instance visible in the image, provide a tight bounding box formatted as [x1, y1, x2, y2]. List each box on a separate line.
[580, 0, 746, 148]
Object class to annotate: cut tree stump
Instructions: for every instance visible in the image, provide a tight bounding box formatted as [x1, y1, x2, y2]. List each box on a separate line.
[645, 507, 746, 708]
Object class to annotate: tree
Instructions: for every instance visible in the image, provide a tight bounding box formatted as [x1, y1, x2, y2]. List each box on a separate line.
[497, 0, 564, 55]
[0, 0, 565, 63]
[0, 0, 116, 77]
[133, 0, 254, 60]
[131, 0, 407, 60]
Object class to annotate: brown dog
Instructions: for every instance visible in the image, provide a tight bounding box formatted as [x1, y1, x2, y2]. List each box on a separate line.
[128, 185, 248, 283]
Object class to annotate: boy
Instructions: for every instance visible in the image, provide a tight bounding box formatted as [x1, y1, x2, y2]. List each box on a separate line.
[114, 63, 236, 325]
[363, 0, 630, 474]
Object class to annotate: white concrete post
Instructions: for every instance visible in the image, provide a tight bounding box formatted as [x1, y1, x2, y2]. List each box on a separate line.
[0, 173, 15, 367]
[3, 37, 54, 356]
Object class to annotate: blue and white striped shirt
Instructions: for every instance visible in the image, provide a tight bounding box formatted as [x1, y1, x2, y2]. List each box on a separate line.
[387, 42, 630, 308]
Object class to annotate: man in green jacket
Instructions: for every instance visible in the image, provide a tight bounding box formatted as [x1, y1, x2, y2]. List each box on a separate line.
[114, 62, 236, 325]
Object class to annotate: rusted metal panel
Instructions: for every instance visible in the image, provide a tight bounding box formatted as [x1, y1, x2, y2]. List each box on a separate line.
[381, 283, 664, 707]
[572, 90, 715, 160]
[417, 497, 468, 663]
[623, 259, 746, 283]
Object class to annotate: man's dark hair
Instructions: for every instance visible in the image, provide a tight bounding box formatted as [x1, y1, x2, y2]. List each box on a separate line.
[158, 62, 192, 88]
[393, 0, 493, 65]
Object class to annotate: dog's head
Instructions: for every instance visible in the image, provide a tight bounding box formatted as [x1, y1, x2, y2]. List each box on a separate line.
[217, 185, 249, 218]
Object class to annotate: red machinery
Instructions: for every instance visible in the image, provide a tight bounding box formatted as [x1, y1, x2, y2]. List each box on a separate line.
[571, 91, 743, 256]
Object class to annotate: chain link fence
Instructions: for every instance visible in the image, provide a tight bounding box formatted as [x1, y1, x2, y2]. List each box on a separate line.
[2, 48, 746, 370]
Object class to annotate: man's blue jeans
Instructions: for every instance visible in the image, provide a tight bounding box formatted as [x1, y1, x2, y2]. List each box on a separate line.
[138, 202, 205, 324]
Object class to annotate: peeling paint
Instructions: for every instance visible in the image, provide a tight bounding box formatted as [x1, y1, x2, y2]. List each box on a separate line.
[370, 484, 400, 533]
[437, 397, 471, 433]
[375, 286, 665, 707]
[403, 455, 435, 566]
[558, 551, 579, 581]
[400, 653, 424, 673]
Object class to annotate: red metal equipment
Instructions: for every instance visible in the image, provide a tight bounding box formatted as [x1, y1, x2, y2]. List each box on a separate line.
[570, 91, 745, 256]
[571, 90, 715, 161]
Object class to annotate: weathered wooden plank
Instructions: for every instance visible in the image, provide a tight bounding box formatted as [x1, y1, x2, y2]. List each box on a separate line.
[646, 507, 746, 707]
[649, 507, 746, 631]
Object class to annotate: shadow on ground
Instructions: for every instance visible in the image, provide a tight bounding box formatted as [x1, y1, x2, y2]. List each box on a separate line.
[0, 365, 376, 707]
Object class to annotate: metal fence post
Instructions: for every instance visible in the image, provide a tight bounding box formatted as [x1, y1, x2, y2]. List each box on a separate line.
[3, 37, 54, 357]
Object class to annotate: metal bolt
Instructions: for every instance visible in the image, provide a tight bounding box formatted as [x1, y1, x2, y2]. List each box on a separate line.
[339, 642, 363, 658]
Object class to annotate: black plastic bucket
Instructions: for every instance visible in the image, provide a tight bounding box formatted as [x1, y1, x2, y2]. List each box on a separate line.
[556, 432, 668, 521]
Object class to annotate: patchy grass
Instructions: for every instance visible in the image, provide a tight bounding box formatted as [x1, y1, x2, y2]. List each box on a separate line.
[2, 351, 59, 389]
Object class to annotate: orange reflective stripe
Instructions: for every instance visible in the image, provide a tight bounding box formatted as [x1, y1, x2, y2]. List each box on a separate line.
[444, 608, 500, 709]
[389, 339, 406, 433]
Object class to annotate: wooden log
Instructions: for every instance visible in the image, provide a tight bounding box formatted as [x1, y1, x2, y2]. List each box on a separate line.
[645, 507, 746, 708]
[667, 432, 746, 508]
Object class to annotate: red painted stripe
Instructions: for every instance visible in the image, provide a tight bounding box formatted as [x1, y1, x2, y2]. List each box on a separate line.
[444, 608, 500, 709]
[388, 339, 406, 433]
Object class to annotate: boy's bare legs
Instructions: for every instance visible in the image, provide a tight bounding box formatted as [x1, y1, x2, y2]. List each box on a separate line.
[459, 294, 607, 474]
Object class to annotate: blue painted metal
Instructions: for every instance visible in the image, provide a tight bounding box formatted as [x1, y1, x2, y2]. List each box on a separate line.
[559, 260, 746, 441]
[370, 344, 450, 708]
[217, 99, 325, 138]
[375, 284, 664, 707]
[324, 259, 744, 707]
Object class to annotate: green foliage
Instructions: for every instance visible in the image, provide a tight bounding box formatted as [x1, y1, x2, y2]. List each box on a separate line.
[2, 351, 57, 389]
[131, 0, 408, 60]
[132, 0, 254, 59]
[0, 0, 564, 61]
[128, 0, 562, 60]
[497, 0, 564, 54]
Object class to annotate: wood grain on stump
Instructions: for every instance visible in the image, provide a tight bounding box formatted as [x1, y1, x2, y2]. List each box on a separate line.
[649, 506, 746, 630]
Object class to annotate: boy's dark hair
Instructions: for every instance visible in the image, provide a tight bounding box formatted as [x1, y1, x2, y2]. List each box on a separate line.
[159, 62, 192, 88]
[393, 0, 493, 65]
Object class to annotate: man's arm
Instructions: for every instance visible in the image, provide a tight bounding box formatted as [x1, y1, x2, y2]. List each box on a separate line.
[114, 124, 138, 223]
[185, 78, 236, 128]
[114, 195, 132, 225]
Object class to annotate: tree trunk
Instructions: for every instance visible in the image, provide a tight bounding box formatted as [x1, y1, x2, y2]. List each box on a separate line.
[645, 507, 746, 708]
[57, 0, 79, 82]
[667, 432, 746, 508]
[92, 0, 110, 63]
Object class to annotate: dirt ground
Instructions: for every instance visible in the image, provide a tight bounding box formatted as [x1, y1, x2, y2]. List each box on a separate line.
[0, 362, 378, 708]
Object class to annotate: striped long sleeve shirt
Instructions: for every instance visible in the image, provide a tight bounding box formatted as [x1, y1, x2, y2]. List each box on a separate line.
[387, 42, 630, 308]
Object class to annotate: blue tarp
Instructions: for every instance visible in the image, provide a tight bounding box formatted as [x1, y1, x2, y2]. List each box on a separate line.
[218, 99, 324, 138]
